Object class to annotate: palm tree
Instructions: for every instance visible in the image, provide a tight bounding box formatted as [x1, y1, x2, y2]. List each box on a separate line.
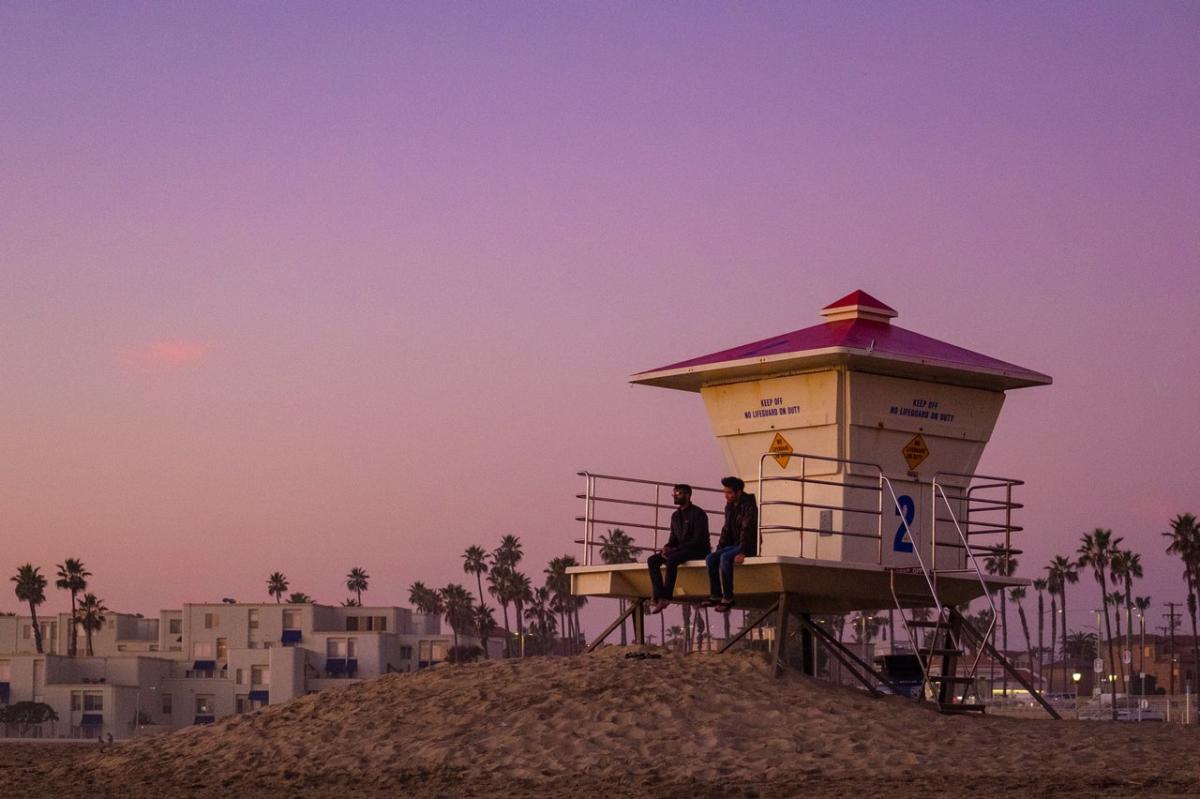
[1047, 555, 1078, 694]
[77, 593, 108, 656]
[55, 558, 90, 657]
[493, 535, 524, 571]
[486, 566, 514, 656]
[599, 529, 636, 645]
[1010, 587, 1035, 677]
[544, 557, 574, 653]
[1078, 528, 1122, 720]
[287, 592, 312, 604]
[439, 584, 474, 653]
[1032, 577, 1048, 689]
[851, 611, 882, 644]
[1110, 548, 1142, 686]
[1063, 630, 1097, 661]
[474, 604, 497, 659]
[345, 567, 369, 605]
[1164, 513, 1200, 690]
[509, 571, 533, 656]
[408, 581, 444, 616]
[267, 572, 289, 603]
[463, 546, 489, 607]
[983, 546, 1017, 696]
[1134, 595, 1152, 679]
[12, 565, 47, 654]
[523, 585, 557, 654]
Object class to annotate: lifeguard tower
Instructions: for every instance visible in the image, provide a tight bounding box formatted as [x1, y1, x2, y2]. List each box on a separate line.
[569, 291, 1059, 717]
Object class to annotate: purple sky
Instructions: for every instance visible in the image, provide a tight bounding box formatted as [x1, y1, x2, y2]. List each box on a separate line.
[2, 3, 1198, 635]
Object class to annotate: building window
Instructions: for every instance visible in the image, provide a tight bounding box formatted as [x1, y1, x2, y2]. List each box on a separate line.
[376, 616, 387, 632]
[347, 638, 356, 658]
[216, 638, 227, 660]
[168, 618, 182, 635]
[71, 692, 81, 711]
[327, 638, 345, 657]
[23, 625, 31, 640]
[192, 642, 213, 658]
[282, 610, 299, 629]
[400, 645, 413, 660]
[248, 609, 259, 630]
[235, 669, 245, 685]
[83, 693, 103, 712]
[236, 695, 249, 714]
[162, 693, 173, 715]
[251, 666, 269, 686]
[204, 613, 219, 629]
[346, 617, 359, 632]
[195, 695, 213, 715]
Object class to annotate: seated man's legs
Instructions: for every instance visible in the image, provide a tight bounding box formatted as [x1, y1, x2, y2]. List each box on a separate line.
[660, 551, 691, 600]
[647, 552, 667, 600]
[718, 545, 744, 601]
[706, 547, 734, 600]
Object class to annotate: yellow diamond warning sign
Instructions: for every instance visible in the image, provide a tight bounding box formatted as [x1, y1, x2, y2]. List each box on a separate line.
[769, 432, 793, 469]
[902, 434, 929, 471]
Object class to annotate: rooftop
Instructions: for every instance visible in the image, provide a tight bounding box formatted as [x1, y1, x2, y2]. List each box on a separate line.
[631, 290, 1051, 392]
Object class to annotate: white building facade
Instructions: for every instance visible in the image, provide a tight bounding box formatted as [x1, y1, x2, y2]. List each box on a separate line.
[0, 602, 463, 740]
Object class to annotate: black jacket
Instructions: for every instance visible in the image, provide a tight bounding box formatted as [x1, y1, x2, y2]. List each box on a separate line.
[718, 492, 758, 557]
[664, 503, 710, 558]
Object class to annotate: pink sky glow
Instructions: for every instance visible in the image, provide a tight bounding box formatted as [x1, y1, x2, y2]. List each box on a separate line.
[1, 3, 1198, 636]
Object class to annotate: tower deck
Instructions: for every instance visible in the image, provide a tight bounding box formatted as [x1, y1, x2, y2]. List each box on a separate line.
[568, 556, 1023, 613]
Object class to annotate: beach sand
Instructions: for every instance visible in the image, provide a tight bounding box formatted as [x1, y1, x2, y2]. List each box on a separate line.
[4, 647, 1199, 798]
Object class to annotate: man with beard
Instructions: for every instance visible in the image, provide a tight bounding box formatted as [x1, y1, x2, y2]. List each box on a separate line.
[646, 484, 710, 613]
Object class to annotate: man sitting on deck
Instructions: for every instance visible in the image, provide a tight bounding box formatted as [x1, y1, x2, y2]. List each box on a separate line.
[704, 476, 758, 613]
[647, 484, 710, 614]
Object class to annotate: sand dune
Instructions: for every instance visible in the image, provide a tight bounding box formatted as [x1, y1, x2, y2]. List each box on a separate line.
[6, 647, 1200, 797]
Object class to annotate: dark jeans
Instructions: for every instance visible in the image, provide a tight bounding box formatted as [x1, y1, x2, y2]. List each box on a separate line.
[647, 551, 700, 600]
[706, 545, 743, 600]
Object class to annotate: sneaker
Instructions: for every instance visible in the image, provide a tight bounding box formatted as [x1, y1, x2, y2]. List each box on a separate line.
[699, 597, 721, 608]
[648, 600, 666, 614]
[714, 599, 735, 613]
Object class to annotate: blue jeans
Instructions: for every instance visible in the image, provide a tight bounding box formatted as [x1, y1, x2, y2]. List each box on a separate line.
[706, 545, 743, 600]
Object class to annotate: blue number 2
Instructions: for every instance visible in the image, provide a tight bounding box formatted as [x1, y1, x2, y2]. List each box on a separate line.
[893, 494, 915, 553]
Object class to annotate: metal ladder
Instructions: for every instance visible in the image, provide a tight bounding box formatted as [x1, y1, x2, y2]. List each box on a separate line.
[887, 476, 999, 714]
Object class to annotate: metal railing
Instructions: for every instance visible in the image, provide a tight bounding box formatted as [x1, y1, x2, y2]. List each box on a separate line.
[575, 472, 726, 566]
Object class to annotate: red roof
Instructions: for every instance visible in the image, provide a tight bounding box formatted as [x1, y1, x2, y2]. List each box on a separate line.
[822, 290, 896, 313]
[632, 293, 1051, 391]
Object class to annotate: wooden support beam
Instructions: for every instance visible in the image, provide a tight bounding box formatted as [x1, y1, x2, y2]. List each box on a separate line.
[799, 612, 816, 677]
[632, 600, 646, 645]
[771, 593, 791, 677]
[718, 600, 779, 654]
[794, 613, 901, 696]
[585, 599, 645, 653]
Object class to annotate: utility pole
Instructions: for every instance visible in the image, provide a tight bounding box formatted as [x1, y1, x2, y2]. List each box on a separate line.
[1165, 604, 1182, 695]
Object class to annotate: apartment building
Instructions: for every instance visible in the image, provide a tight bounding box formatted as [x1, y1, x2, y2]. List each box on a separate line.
[0, 601, 468, 740]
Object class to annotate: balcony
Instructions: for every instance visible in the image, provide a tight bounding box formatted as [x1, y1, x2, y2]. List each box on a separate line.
[281, 629, 302, 646]
[323, 658, 358, 678]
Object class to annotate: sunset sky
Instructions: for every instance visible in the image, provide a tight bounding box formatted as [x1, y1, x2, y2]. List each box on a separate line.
[2, 3, 1198, 631]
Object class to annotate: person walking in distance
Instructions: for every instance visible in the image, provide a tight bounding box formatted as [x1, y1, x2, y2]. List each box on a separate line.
[646, 484, 710, 614]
